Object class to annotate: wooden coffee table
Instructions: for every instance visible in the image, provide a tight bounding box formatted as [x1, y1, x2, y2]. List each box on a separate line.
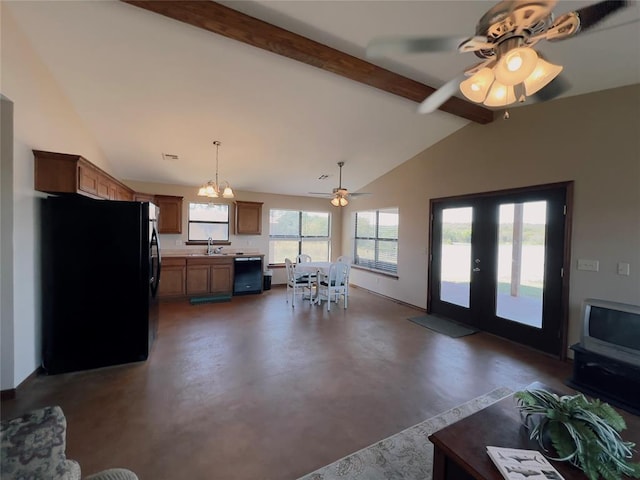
[429, 382, 640, 480]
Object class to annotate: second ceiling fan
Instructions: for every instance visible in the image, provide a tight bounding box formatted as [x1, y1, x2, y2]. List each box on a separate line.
[309, 162, 371, 207]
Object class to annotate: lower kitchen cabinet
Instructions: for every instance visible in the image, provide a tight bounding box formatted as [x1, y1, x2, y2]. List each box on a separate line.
[186, 258, 233, 297]
[158, 258, 186, 298]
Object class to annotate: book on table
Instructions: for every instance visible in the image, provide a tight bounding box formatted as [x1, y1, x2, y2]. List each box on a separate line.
[486, 446, 565, 480]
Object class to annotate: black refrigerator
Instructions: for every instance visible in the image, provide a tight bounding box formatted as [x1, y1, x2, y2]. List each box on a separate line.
[41, 196, 161, 374]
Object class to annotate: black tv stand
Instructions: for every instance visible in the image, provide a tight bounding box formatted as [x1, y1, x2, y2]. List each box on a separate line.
[567, 343, 640, 416]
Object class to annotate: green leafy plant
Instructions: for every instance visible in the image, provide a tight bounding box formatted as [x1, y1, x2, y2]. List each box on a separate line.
[515, 389, 640, 480]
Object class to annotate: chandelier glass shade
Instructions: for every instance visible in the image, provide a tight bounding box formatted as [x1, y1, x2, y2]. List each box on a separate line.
[197, 140, 234, 199]
[459, 47, 563, 108]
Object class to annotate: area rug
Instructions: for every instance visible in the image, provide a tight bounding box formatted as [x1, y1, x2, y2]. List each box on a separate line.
[408, 314, 478, 338]
[297, 386, 513, 480]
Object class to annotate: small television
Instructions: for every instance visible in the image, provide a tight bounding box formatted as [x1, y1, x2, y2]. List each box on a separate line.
[581, 298, 640, 368]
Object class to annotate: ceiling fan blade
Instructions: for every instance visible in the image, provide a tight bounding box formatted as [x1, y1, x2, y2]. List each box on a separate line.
[308, 192, 334, 197]
[348, 192, 372, 197]
[417, 73, 467, 114]
[367, 35, 470, 58]
[531, 74, 572, 102]
[575, 0, 629, 32]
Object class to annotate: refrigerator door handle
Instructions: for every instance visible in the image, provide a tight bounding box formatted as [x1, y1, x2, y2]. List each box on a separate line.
[150, 227, 161, 298]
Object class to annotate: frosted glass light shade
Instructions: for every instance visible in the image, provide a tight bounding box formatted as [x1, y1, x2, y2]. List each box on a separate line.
[331, 195, 348, 207]
[222, 186, 234, 198]
[494, 47, 538, 86]
[460, 68, 495, 103]
[198, 186, 207, 196]
[483, 80, 516, 107]
[524, 58, 563, 95]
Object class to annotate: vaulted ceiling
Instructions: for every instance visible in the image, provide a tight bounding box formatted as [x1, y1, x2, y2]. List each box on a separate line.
[6, 0, 640, 197]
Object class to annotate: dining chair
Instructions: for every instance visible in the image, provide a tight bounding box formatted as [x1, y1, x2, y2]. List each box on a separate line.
[336, 255, 352, 264]
[316, 262, 350, 311]
[284, 258, 312, 307]
[295, 253, 315, 284]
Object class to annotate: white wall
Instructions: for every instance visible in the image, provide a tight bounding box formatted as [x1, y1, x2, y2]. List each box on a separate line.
[343, 84, 640, 354]
[1, 6, 114, 388]
[124, 180, 342, 285]
[1, 96, 15, 390]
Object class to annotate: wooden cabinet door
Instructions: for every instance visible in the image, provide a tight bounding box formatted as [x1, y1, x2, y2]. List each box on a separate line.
[235, 201, 263, 235]
[108, 183, 118, 200]
[78, 163, 99, 195]
[116, 186, 134, 201]
[186, 265, 210, 295]
[156, 195, 183, 234]
[134, 192, 156, 203]
[159, 266, 186, 297]
[97, 175, 111, 199]
[210, 263, 233, 295]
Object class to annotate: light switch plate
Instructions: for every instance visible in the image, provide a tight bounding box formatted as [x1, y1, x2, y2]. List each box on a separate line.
[617, 262, 630, 276]
[577, 259, 599, 272]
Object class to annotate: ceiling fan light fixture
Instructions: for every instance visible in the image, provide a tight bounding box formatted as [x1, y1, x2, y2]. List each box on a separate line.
[494, 47, 538, 86]
[197, 140, 234, 199]
[524, 58, 564, 96]
[460, 67, 495, 103]
[483, 80, 516, 107]
[331, 195, 348, 207]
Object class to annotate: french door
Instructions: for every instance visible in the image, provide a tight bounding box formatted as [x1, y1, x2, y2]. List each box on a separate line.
[428, 183, 572, 357]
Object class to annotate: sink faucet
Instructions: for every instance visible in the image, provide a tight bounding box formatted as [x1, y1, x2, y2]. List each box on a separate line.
[207, 238, 223, 255]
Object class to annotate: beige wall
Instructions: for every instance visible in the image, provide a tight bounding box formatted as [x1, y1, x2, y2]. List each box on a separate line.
[343, 84, 640, 355]
[1, 7, 114, 388]
[2, 0, 638, 386]
[124, 180, 342, 285]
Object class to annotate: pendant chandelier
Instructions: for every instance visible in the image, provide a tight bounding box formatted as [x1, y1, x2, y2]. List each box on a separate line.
[197, 140, 234, 199]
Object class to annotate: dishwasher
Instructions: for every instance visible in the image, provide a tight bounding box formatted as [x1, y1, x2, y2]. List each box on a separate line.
[233, 257, 263, 295]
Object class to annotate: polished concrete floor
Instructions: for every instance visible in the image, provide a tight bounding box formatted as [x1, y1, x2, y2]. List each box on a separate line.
[2, 286, 573, 479]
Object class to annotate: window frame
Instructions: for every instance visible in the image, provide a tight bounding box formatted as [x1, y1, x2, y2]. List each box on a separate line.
[354, 208, 399, 276]
[186, 202, 231, 245]
[268, 209, 331, 265]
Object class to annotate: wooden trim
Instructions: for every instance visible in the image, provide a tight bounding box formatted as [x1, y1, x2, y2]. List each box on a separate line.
[350, 284, 425, 311]
[0, 389, 16, 401]
[559, 181, 574, 362]
[121, 0, 493, 124]
[1, 367, 41, 402]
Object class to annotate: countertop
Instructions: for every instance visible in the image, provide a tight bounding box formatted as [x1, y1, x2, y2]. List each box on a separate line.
[162, 252, 264, 259]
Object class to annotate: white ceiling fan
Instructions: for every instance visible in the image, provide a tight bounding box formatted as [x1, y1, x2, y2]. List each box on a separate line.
[309, 162, 371, 207]
[367, 0, 634, 113]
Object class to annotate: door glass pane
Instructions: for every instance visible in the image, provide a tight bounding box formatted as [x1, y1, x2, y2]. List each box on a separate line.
[440, 207, 472, 308]
[496, 201, 546, 327]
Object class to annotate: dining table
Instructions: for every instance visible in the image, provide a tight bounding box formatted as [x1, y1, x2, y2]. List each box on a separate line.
[295, 261, 333, 304]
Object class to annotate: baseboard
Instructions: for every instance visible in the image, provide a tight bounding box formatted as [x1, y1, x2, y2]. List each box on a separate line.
[1, 389, 16, 401]
[0, 367, 41, 402]
[349, 284, 426, 312]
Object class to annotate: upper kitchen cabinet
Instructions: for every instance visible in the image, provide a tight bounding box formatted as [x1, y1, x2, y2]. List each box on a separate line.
[155, 195, 183, 234]
[134, 192, 156, 203]
[235, 201, 263, 235]
[33, 150, 135, 201]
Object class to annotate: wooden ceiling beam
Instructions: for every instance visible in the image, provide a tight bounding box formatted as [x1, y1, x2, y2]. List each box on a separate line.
[121, 0, 494, 124]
